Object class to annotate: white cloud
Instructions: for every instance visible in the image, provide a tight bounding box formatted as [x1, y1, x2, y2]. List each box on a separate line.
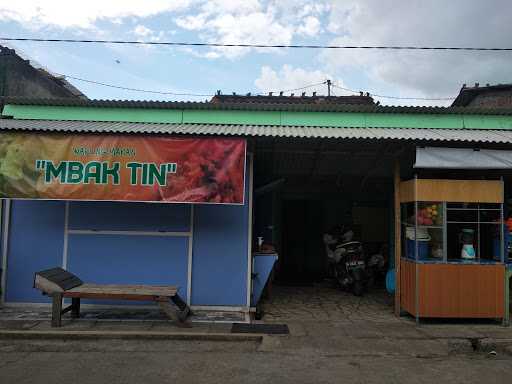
[133, 25, 154, 38]
[174, 0, 330, 59]
[131, 24, 167, 47]
[175, 14, 208, 31]
[321, 0, 512, 103]
[0, 0, 191, 29]
[255, 64, 346, 96]
[297, 16, 321, 37]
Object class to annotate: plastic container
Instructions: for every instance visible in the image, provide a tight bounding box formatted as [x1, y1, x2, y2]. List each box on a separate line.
[406, 239, 430, 260]
[405, 226, 431, 260]
[386, 269, 395, 294]
[406, 226, 430, 241]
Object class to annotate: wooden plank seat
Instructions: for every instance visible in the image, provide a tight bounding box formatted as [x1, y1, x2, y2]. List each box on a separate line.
[33, 267, 191, 327]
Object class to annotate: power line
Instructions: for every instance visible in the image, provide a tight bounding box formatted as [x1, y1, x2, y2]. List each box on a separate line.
[331, 83, 454, 101]
[59, 73, 326, 98]
[59, 73, 215, 97]
[275, 82, 327, 94]
[2, 37, 512, 51]
[57, 73, 455, 102]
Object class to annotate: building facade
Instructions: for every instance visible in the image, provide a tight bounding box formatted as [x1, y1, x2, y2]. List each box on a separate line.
[1, 97, 512, 322]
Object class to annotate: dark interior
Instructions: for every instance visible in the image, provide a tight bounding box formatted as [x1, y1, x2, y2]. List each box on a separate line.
[252, 138, 397, 285]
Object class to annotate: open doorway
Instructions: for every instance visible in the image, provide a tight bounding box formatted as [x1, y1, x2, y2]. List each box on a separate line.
[253, 139, 398, 311]
[277, 194, 391, 286]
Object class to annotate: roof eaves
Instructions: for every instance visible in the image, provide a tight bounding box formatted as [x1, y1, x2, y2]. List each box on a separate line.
[1, 119, 512, 144]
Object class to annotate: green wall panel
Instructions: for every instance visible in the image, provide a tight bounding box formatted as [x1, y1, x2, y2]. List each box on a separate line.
[281, 112, 365, 127]
[3, 104, 512, 131]
[364, 113, 464, 129]
[182, 110, 281, 125]
[463, 115, 512, 129]
[2, 105, 183, 123]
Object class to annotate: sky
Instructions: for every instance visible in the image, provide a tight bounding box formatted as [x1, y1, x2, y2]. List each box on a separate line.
[0, 0, 511, 106]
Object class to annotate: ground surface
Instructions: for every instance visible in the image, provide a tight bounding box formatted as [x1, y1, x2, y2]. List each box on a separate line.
[1, 285, 512, 384]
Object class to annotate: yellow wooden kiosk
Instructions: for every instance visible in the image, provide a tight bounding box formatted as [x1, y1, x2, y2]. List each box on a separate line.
[398, 178, 506, 322]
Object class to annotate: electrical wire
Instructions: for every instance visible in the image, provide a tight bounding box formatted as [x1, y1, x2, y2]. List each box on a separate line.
[331, 83, 455, 101]
[58, 73, 215, 97]
[56, 73, 455, 102]
[272, 82, 327, 94]
[59, 73, 327, 98]
[2, 37, 512, 51]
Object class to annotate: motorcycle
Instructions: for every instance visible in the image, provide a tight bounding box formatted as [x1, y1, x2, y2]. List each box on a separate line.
[324, 229, 368, 296]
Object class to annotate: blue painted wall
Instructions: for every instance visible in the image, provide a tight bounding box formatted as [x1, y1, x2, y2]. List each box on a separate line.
[4, 163, 250, 307]
[0, 200, 4, 296]
[66, 201, 191, 304]
[69, 201, 191, 232]
[5, 200, 65, 302]
[191, 162, 250, 306]
[67, 234, 189, 304]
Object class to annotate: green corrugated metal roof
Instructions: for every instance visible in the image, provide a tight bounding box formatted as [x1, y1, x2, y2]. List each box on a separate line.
[2, 119, 512, 143]
[3, 97, 512, 115]
[4, 105, 512, 130]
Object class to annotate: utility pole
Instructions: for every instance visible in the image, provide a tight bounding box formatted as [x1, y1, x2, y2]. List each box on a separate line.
[326, 79, 331, 97]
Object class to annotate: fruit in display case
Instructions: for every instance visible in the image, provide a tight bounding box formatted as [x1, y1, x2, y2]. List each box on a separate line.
[417, 203, 442, 226]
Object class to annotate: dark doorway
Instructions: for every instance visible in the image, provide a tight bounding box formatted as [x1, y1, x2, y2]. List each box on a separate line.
[279, 199, 326, 285]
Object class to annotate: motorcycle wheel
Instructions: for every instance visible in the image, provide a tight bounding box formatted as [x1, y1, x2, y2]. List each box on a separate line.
[353, 281, 365, 296]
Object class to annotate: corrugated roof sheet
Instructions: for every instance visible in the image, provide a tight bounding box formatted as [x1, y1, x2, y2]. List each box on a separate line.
[210, 94, 375, 105]
[2, 119, 512, 143]
[3, 97, 512, 115]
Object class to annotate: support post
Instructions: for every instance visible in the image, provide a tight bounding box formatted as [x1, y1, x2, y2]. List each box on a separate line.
[51, 293, 63, 327]
[394, 160, 401, 317]
[71, 298, 80, 318]
[1, 199, 11, 305]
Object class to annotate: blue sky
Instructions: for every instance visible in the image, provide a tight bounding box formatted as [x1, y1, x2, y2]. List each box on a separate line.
[0, 0, 511, 106]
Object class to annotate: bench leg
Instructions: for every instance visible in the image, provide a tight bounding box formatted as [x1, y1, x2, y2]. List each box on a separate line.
[171, 294, 191, 317]
[71, 298, 80, 318]
[158, 295, 191, 327]
[52, 293, 63, 327]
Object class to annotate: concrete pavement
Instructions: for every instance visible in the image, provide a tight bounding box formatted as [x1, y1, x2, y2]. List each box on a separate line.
[0, 337, 511, 384]
[1, 285, 512, 383]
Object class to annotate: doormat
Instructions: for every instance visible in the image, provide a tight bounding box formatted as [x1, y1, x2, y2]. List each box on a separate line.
[231, 323, 289, 334]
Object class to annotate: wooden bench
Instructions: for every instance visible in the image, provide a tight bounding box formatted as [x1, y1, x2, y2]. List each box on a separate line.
[34, 267, 191, 327]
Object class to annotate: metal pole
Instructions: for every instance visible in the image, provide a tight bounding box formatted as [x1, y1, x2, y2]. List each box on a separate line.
[414, 175, 420, 324]
[393, 160, 401, 317]
[1, 199, 11, 305]
[246, 153, 254, 309]
[477, 207, 481, 261]
[501, 178, 505, 264]
[443, 202, 447, 262]
[186, 204, 194, 306]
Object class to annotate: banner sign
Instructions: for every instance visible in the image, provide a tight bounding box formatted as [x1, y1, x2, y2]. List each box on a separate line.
[0, 133, 246, 204]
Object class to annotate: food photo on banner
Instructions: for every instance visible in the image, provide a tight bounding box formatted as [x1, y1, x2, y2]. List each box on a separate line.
[0, 132, 246, 204]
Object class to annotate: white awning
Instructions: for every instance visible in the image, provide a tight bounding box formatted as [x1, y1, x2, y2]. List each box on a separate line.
[415, 147, 512, 169]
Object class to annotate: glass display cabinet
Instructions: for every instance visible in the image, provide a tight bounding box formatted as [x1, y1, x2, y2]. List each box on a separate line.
[399, 178, 506, 321]
[402, 201, 504, 263]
